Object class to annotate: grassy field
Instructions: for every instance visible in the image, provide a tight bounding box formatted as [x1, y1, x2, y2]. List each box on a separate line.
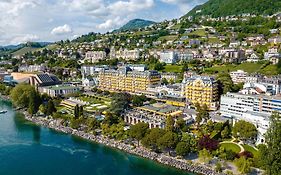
[259, 64, 279, 75]
[220, 142, 241, 153]
[12, 47, 40, 56]
[164, 64, 183, 73]
[204, 62, 267, 74]
[158, 35, 179, 41]
[208, 37, 222, 44]
[188, 29, 206, 37]
[170, 24, 182, 30]
[242, 144, 259, 157]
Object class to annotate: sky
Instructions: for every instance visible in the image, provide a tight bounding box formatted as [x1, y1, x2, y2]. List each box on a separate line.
[0, 0, 207, 46]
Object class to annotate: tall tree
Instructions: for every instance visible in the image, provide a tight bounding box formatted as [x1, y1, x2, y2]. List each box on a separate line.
[129, 122, 149, 146]
[46, 100, 56, 116]
[165, 115, 175, 132]
[142, 128, 166, 151]
[157, 131, 178, 154]
[261, 112, 281, 174]
[233, 120, 257, 141]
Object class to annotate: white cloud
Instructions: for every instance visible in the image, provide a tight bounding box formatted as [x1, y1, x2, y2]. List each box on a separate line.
[51, 24, 73, 35]
[10, 34, 39, 45]
[0, 0, 204, 45]
[161, 0, 206, 12]
[97, 17, 128, 30]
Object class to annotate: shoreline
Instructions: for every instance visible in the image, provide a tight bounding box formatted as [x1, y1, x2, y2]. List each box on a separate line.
[19, 112, 224, 175]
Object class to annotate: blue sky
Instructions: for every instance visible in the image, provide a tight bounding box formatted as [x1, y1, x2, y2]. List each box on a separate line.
[0, 0, 206, 45]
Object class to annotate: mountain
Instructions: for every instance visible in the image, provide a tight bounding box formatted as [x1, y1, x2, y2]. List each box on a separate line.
[185, 0, 281, 18]
[116, 19, 155, 32]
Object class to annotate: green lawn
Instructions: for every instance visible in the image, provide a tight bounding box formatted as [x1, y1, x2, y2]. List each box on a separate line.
[259, 64, 279, 75]
[170, 24, 182, 30]
[205, 62, 267, 74]
[164, 64, 183, 73]
[242, 144, 259, 157]
[220, 142, 241, 153]
[208, 37, 222, 43]
[12, 47, 40, 56]
[158, 35, 179, 41]
[188, 29, 206, 37]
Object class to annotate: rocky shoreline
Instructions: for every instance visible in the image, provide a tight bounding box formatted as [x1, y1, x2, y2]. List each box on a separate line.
[21, 112, 225, 175]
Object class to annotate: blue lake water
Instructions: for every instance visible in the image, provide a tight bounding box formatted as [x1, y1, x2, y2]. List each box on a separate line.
[0, 100, 192, 175]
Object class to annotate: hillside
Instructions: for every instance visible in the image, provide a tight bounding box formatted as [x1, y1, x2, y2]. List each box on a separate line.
[116, 19, 155, 32]
[11, 42, 53, 57]
[185, 0, 281, 18]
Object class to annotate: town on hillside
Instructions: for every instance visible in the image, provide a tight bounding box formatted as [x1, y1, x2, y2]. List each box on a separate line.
[1, 10, 281, 175]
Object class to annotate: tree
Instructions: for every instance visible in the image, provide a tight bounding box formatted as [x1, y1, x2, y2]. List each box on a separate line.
[129, 122, 149, 146]
[87, 118, 99, 131]
[233, 120, 257, 141]
[261, 112, 281, 174]
[221, 126, 231, 139]
[132, 95, 147, 107]
[199, 149, 212, 163]
[79, 106, 84, 117]
[216, 73, 234, 95]
[154, 62, 165, 71]
[165, 116, 175, 132]
[10, 84, 36, 108]
[157, 131, 178, 154]
[215, 162, 222, 173]
[181, 133, 198, 153]
[27, 90, 41, 115]
[46, 100, 56, 116]
[198, 135, 219, 151]
[234, 157, 252, 174]
[74, 105, 79, 118]
[142, 128, 166, 151]
[39, 104, 47, 114]
[162, 78, 168, 85]
[175, 142, 190, 156]
[175, 118, 186, 132]
[195, 103, 210, 125]
[110, 93, 131, 115]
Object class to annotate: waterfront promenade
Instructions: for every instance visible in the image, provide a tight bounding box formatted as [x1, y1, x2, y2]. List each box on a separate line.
[22, 112, 225, 175]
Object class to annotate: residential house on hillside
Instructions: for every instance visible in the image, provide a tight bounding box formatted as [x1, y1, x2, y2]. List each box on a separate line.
[159, 51, 177, 64]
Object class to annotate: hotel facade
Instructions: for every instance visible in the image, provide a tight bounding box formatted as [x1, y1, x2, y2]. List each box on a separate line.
[98, 67, 161, 94]
[183, 75, 219, 110]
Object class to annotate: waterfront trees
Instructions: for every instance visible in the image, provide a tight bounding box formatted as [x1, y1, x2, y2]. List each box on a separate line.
[198, 149, 212, 163]
[46, 100, 56, 116]
[27, 90, 41, 115]
[10, 84, 42, 114]
[175, 142, 190, 156]
[129, 122, 149, 146]
[157, 131, 178, 154]
[141, 128, 166, 151]
[11, 84, 36, 108]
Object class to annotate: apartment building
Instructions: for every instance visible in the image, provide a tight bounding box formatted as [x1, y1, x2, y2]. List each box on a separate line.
[220, 92, 281, 143]
[159, 51, 177, 64]
[85, 51, 107, 63]
[98, 67, 161, 94]
[183, 75, 219, 110]
[230, 70, 248, 84]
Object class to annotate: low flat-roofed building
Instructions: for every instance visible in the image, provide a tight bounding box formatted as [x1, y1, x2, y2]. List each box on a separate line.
[38, 85, 80, 97]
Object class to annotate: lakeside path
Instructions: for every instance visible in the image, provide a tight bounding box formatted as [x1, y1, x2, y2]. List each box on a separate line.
[20, 111, 225, 175]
